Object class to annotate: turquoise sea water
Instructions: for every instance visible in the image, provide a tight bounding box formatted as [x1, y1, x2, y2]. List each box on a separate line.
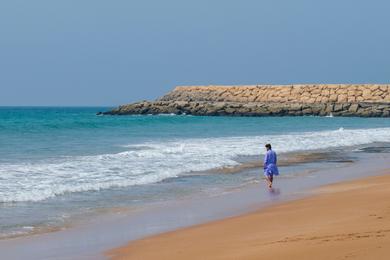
[1, 107, 390, 238]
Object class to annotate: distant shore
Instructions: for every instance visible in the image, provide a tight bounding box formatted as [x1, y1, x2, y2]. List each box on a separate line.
[103, 84, 390, 117]
[108, 173, 390, 259]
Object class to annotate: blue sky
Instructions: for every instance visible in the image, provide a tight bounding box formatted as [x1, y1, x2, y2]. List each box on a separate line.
[0, 0, 389, 106]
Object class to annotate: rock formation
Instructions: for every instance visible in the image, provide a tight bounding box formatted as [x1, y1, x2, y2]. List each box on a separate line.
[103, 84, 390, 117]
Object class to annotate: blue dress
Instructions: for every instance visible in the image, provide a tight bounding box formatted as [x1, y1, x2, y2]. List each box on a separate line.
[263, 149, 279, 176]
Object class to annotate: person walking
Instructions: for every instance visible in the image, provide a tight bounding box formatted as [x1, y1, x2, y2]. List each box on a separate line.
[263, 143, 279, 188]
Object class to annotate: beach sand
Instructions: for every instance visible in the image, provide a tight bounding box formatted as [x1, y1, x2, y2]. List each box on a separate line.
[108, 174, 390, 260]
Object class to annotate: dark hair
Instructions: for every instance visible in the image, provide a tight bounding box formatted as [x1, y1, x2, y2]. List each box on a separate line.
[265, 144, 272, 149]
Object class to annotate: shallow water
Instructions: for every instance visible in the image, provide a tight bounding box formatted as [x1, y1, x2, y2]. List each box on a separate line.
[1, 107, 390, 239]
[0, 146, 389, 260]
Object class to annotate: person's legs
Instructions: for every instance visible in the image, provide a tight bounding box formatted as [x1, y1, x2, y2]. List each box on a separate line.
[265, 174, 273, 188]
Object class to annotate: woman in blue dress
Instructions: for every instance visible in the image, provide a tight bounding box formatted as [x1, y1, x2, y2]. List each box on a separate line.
[263, 143, 279, 188]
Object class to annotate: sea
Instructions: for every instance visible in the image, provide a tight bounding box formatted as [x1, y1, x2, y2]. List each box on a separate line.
[1, 107, 390, 240]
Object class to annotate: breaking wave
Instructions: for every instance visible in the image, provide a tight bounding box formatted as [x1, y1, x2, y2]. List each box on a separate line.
[1, 127, 390, 202]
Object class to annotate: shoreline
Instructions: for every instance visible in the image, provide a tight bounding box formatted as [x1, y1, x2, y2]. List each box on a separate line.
[108, 173, 390, 259]
[0, 147, 357, 241]
[0, 147, 389, 259]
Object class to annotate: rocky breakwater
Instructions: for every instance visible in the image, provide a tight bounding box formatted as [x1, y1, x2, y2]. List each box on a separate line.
[103, 84, 390, 117]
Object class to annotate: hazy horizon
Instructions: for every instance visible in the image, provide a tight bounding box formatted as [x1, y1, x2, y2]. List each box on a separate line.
[1, 0, 389, 106]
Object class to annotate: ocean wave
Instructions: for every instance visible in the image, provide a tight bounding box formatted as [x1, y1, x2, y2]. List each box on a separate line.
[1, 127, 390, 202]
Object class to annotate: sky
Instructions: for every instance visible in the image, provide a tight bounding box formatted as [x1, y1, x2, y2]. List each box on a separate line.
[0, 0, 389, 106]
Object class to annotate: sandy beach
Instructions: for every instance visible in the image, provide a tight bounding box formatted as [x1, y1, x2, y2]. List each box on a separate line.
[108, 173, 390, 260]
[3, 1, 390, 259]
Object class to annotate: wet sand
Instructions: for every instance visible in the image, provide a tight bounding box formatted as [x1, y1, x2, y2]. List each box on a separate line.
[108, 174, 390, 260]
[211, 150, 354, 175]
[1, 149, 389, 259]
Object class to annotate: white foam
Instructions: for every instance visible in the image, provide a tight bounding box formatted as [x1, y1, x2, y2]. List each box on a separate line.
[326, 113, 334, 118]
[1, 127, 390, 202]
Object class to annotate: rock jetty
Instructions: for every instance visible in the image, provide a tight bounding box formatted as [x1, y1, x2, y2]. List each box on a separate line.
[103, 84, 390, 117]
